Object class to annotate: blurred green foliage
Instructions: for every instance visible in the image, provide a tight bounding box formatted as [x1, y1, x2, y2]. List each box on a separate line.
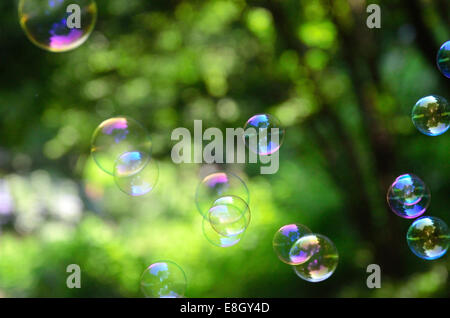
[0, 0, 449, 297]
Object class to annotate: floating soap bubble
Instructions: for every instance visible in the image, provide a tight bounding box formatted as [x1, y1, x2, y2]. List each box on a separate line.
[244, 114, 285, 155]
[387, 174, 430, 219]
[113, 151, 159, 196]
[411, 95, 449, 136]
[91, 117, 152, 175]
[195, 172, 249, 218]
[293, 234, 339, 283]
[273, 224, 312, 265]
[19, 0, 97, 52]
[140, 261, 187, 298]
[208, 195, 250, 237]
[437, 40, 450, 78]
[407, 216, 449, 260]
[202, 216, 243, 247]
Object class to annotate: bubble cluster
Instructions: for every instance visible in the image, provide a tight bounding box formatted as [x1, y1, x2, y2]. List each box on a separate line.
[411, 95, 450, 136]
[91, 117, 157, 196]
[273, 224, 338, 282]
[19, 0, 97, 52]
[273, 224, 312, 265]
[387, 174, 430, 219]
[292, 234, 339, 283]
[244, 114, 285, 155]
[407, 216, 449, 260]
[195, 172, 249, 218]
[437, 40, 450, 78]
[140, 261, 187, 298]
[196, 172, 250, 247]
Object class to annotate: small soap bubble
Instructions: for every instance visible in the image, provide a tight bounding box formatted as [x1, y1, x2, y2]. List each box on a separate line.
[113, 151, 159, 196]
[244, 114, 285, 155]
[437, 40, 450, 78]
[91, 117, 152, 175]
[387, 174, 430, 219]
[19, 0, 97, 52]
[292, 234, 339, 283]
[202, 216, 243, 248]
[411, 95, 449, 136]
[208, 195, 250, 237]
[140, 261, 187, 298]
[407, 216, 449, 260]
[273, 224, 312, 265]
[195, 172, 249, 218]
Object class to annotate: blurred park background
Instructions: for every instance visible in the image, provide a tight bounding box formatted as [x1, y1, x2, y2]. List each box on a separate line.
[0, 0, 449, 297]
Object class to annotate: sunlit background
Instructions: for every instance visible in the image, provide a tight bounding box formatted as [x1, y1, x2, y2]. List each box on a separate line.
[0, 0, 449, 297]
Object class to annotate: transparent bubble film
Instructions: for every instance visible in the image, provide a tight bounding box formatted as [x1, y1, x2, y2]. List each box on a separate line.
[91, 117, 152, 175]
[140, 261, 187, 298]
[387, 174, 430, 219]
[411, 95, 449, 136]
[113, 151, 159, 196]
[292, 234, 339, 283]
[19, 0, 97, 52]
[437, 40, 450, 78]
[407, 216, 449, 260]
[273, 224, 312, 265]
[208, 195, 251, 237]
[244, 114, 285, 155]
[202, 216, 243, 248]
[195, 172, 249, 218]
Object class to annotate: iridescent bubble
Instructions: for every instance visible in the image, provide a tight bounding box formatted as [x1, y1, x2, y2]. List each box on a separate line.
[273, 224, 312, 265]
[411, 95, 450, 136]
[407, 216, 449, 260]
[195, 172, 249, 218]
[91, 117, 152, 175]
[113, 151, 159, 196]
[202, 216, 243, 247]
[208, 195, 250, 237]
[292, 234, 339, 283]
[437, 40, 450, 78]
[19, 0, 97, 52]
[140, 261, 187, 298]
[387, 174, 430, 219]
[244, 114, 285, 155]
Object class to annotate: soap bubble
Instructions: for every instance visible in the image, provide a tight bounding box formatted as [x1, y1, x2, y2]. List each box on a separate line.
[437, 40, 450, 78]
[208, 195, 250, 237]
[292, 234, 339, 283]
[202, 216, 243, 247]
[91, 117, 152, 175]
[273, 224, 312, 265]
[244, 114, 285, 155]
[113, 151, 159, 196]
[19, 0, 97, 52]
[195, 172, 249, 218]
[140, 261, 187, 298]
[387, 174, 430, 219]
[411, 95, 449, 136]
[407, 216, 449, 260]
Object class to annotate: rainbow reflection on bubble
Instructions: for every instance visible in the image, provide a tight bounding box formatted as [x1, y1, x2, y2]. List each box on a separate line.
[243, 114, 285, 155]
[437, 40, 450, 78]
[387, 174, 430, 219]
[292, 234, 339, 283]
[195, 172, 249, 218]
[91, 117, 152, 175]
[407, 216, 449, 260]
[411, 95, 449, 136]
[113, 151, 159, 197]
[273, 224, 312, 265]
[19, 0, 97, 52]
[140, 261, 187, 298]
